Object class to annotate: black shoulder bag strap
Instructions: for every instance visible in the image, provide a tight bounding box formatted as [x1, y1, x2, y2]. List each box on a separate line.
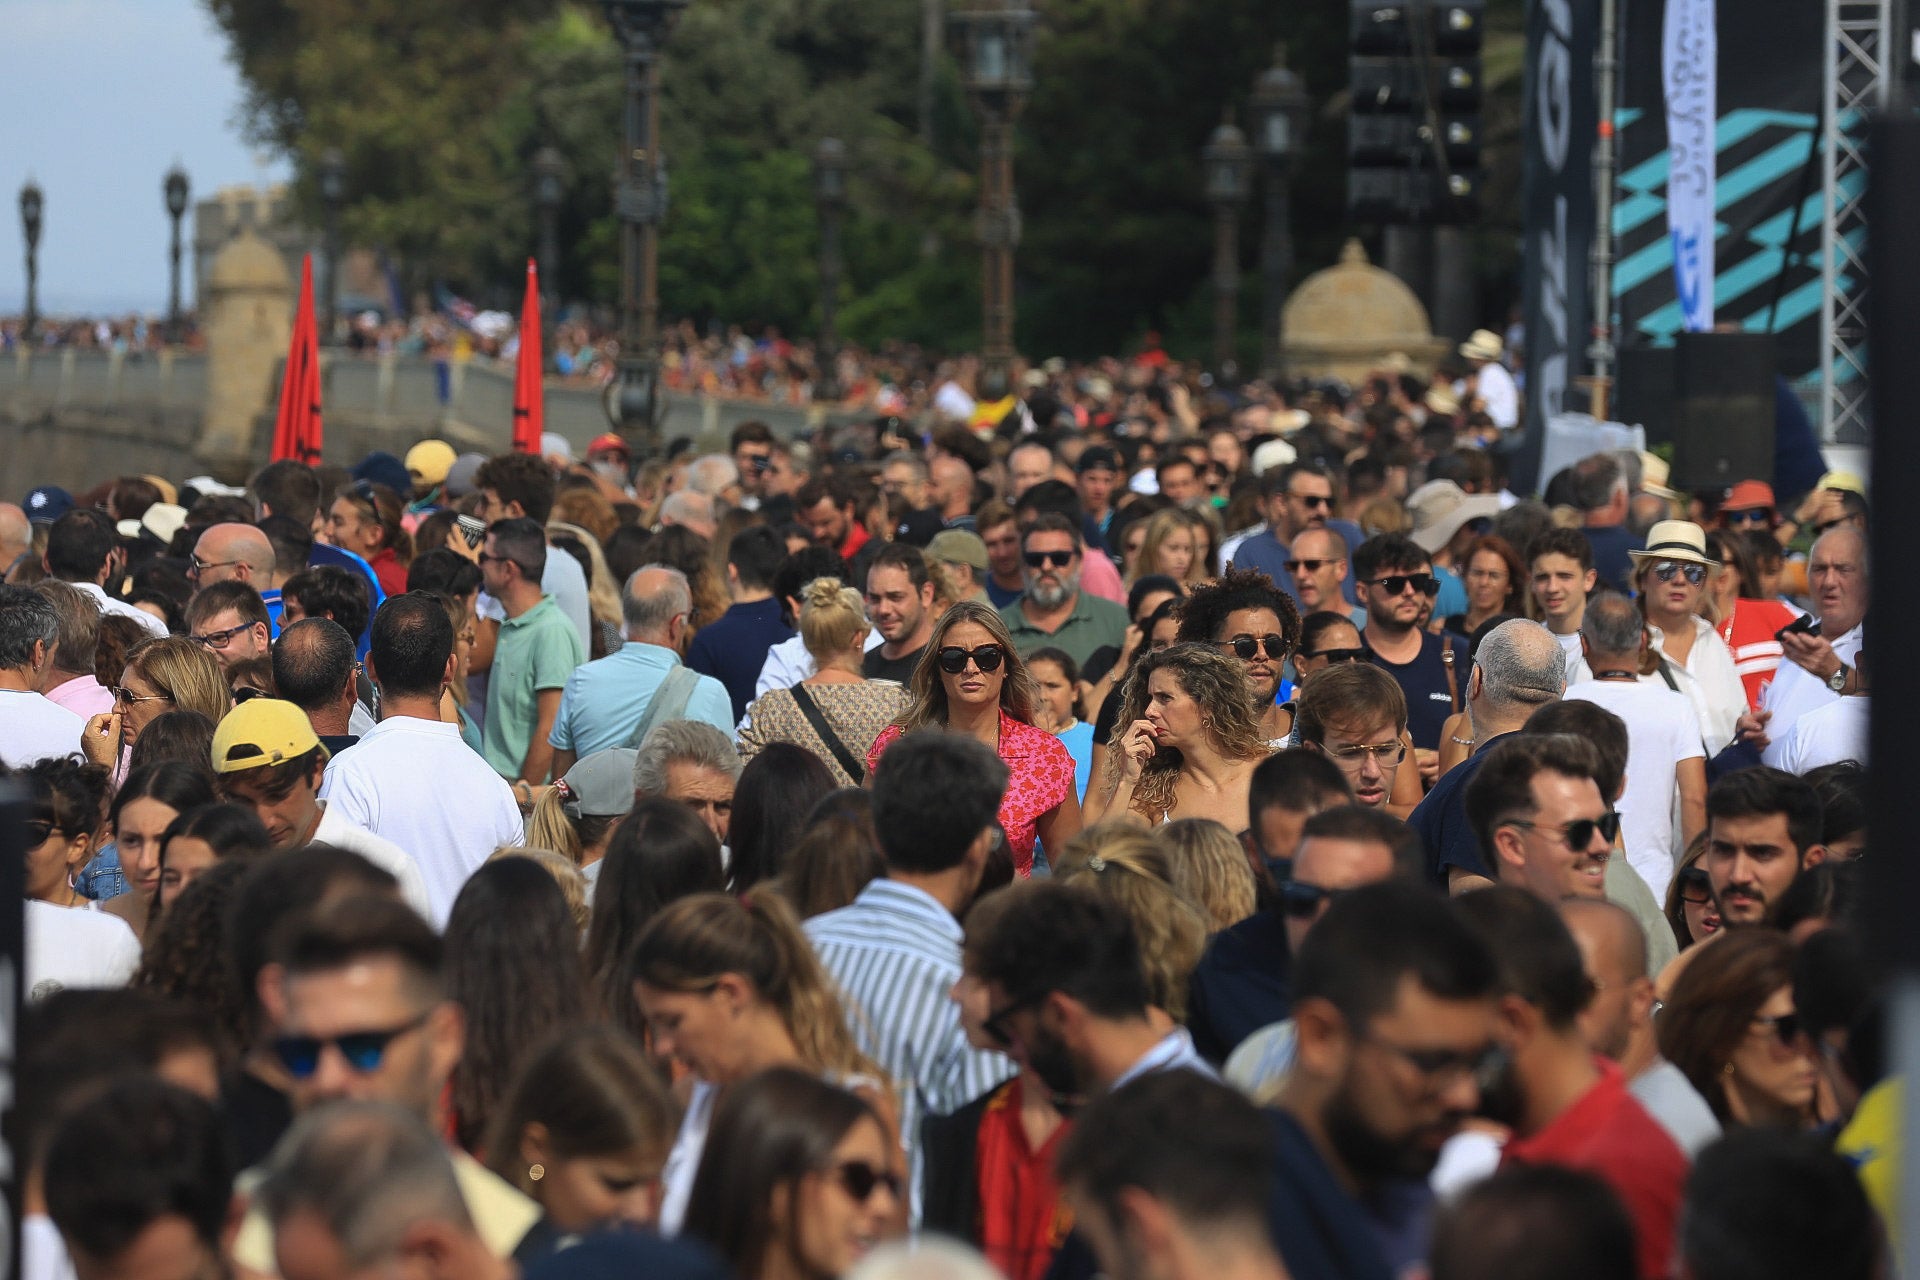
[787, 682, 866, 784]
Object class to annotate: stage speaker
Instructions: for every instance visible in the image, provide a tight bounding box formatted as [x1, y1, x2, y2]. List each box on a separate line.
[1615, 345, 1676, 449]
[1670, 332, 1775, 492]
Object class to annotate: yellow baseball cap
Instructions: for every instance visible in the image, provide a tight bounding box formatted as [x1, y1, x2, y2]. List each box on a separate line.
[405, 439, 458, 488]
[1817, 470, 1867, 497]
[211, 699, 326, 774]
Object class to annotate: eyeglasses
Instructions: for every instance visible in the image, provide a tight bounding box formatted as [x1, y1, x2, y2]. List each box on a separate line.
[1677, 866, 1713, 905]
[938, 644, 1005, 674]
[189, 555, 240, 577]
[111, 685, 173, 707]
[1289, 493, 1333, 509]
[191, 623, 253, 650]
[1362, 1033, 1508, 1092]
[1284, 558, 1339, 574]
[1304, 647, 1367, 665]
[982, 993, 1043, 1049]
[1219, 634, 1288, 661]
[1024, 549, 1077, 570]
[272, 1010, 433, 1079]
[1752, 1012, 1806, 1050]
[1504, 811, 1622, 849]
[1724, 508, 1772, 526]
[1368, 573, 1440, 597]
[1651, 561, 1708, 587]
[832, 1159, 903, 1204]
[1321, 740, 1406, 771]
[1278, 879, 1356, 920]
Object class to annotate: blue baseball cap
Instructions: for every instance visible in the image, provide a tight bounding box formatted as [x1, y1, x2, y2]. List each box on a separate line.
[23, 486, 74, 525]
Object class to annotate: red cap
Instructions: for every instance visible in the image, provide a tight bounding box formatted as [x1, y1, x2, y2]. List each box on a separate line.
[587, 432, 630, 458]
[1722, 480, 1776, 511]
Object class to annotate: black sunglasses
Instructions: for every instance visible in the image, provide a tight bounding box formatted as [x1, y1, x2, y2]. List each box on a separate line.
[833, 1159, 903, 1204]
[21, 819, 55, 846]
[272, 1010, 432, 1079]
[1220, 633, 1288, 661]
[1278, 879, 1356, 920]
[1284, 558, 1338, 574]
[1506, 810, 1622, 849]
[1753, 1013, 1805, 1050]
[1369, 573, 1440, 597]
[1305, 647, 1367, 664]
[983, 993, 1043, 1048]
[1290, 493, 1333, 509]
[1723, 508, 1772, 525]
[1024, 550, 1077, 569]
[938, 644, 1005, 674]
[1677, 866, 1713, 904]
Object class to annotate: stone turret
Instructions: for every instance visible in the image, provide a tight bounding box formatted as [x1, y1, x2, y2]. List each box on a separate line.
[1281, 239, 1448, 383]
[197, 230, 293, 471]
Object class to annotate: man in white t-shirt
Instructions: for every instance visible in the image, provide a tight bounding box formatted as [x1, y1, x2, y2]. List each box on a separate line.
[0, 585, 87, 767]
[43, 509, 167, 638]
[1562, 593, 1706, 901]
[25, 900, 141, 1002]
[322, 594, 524, 924]
[211, 698, 434, 922]
[1773, 679, 1868, 775]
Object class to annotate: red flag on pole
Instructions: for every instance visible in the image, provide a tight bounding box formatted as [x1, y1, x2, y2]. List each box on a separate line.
[512, 259, 544, 454]
[270, 254, 324, 463]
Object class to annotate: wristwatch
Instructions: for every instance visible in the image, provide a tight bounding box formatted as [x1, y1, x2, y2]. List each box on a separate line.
[1827, 663, 1850, 694]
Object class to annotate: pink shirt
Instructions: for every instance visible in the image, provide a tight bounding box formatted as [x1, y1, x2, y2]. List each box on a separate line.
[1080, 545, 1125, 604]
[44, 674, 114, 721]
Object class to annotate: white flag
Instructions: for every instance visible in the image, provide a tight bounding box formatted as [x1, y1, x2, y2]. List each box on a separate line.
[1663, 0, 1717, 331]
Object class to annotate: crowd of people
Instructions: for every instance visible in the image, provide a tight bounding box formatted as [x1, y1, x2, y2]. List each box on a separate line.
[0, 349, 1885, 1280]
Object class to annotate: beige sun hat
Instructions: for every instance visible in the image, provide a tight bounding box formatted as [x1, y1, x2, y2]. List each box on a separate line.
[1459, 329, 1504, 362]
[1629, 520, 1720, 569]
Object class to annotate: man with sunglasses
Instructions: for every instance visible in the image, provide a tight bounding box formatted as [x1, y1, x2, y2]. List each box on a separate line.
[1229, 463, 1363, 608]
[1354, 534, 1470, 774]
[184, 579, 273, 672]
[1465, 734, 1618, 902]
[1455, 888, 1688, 1280]
[1287, 527, 1369, 631]
[997, 514, 1127, 669]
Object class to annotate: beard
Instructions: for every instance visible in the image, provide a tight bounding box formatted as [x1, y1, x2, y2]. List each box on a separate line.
[1323, 1077, 1458, 1185]
[1026, 1024, 1091, 1111]
[1027, 570, 1081, 610]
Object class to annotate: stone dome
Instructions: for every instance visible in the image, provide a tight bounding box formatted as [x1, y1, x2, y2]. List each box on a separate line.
[1281, 238, 1447, 381]
[206, 229, 292, 294]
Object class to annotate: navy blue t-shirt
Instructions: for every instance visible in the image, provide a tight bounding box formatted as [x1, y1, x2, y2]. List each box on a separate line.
[685, 597, 795, 722]
[1406, 730, 1516, 887]
[1367, 630, 1468, 751]
[1581, 524, 1644, 592]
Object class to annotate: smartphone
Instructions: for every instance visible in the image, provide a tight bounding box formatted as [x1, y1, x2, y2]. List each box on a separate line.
[1774, 614, 1821, 644]
[456, 514, 486, 550]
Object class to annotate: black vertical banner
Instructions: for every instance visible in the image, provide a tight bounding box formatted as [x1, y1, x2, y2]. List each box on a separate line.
[1514, 0, 1599, 494]
[0, 783, 23, 1280]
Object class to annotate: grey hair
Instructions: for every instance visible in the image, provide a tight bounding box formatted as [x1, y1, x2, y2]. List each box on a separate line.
[1581, 590, 1645, 657]
[257, 1101, 473, 1269]
[1474, 618, 1566, 710]
[0, 584, 60, 670]
[847, 1239, 1005, 1280]
[659, 490, 715, 528]
[623, 563, 693, 637]
[1812, 524, 1869, 580]
[633, 719, 742, 796]
[882, 451, 928, 481]
[685, 453, 741, 497]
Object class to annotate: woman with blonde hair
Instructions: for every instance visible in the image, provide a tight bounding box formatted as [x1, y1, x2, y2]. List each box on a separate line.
[739, 577, 907, 787]
[1159, 817, 1258, 931]
[1134, 508, 1203, 587]
[1092, 643, 1271, 833]
[1051, 824, 1209, 1022]
[632, 888, 899, 1235]
[82, 635, 231, 780]
[867, 600, 1081, 878]
[548, 521, 624, 659]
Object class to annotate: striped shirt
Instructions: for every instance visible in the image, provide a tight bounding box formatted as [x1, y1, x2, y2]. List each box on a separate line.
[806, 878, 1015, 1223]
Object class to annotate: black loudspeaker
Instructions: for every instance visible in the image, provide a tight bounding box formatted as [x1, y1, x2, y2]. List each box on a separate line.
[1615, 345, 1677, 449]
[1670, 332, 1775, 492]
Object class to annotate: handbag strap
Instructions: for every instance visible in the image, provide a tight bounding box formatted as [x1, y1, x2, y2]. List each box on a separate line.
[626, 664, 701, 749]
[788, 682, 866, 783]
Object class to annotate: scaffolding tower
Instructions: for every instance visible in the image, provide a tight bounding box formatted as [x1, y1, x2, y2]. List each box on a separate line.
[1823, 0, 1890, 443]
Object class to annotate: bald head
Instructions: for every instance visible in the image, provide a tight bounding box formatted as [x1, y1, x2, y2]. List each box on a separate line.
[1559, 897, 1647, 982]
[0, 503, 28, 567]
[1560, 897, 1649, 1063]
[1473, 619, 1566, 720]
[622, 564, 693, 645]
[193, 522, 276, 588]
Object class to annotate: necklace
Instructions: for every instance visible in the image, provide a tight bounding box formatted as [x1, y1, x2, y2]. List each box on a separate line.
[1593, 669, 1639, 681]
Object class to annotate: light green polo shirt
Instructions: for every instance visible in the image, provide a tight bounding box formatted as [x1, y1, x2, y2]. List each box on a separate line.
[997, 590, 1129, 669]
[482, 594, 586, 779]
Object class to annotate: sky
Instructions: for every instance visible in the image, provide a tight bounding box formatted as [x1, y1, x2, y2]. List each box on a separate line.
[0, 0, 290, 316]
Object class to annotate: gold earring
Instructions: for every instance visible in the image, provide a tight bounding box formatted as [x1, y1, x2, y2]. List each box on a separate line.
[529, 1164, 545, 1182]
[1722, 1063, 1735, 1077]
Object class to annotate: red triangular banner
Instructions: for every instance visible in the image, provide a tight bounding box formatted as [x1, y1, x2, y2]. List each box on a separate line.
[512, 259, 544, 454]
[270, 254, 323, 463]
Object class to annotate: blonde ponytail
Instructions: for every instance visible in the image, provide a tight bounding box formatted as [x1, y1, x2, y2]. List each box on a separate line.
[524, 788, 584, 865]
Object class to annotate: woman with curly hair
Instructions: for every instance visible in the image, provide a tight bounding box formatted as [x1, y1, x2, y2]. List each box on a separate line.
[133, 859, 252, 1066]
[1091, 643, 1272, 833]
[866, 600, 1081, 878]
[1174, 568, 1303, 746]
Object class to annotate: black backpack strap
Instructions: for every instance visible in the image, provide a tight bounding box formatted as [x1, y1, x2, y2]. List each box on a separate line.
[787, 682, 866, 783]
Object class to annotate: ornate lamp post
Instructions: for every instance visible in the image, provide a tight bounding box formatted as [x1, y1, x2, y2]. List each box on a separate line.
[601, 0, 689, 451]
[1202, 115, 1251, 380]
[533, 145, 566, 321]
[1248, 44, 1309, 381]
[813, 137, 849, 407]
[18, 180, 42, 343]
[164, 165, 190, 345]
[952, 0, 1035, 381]
[318, 148, 346, 343]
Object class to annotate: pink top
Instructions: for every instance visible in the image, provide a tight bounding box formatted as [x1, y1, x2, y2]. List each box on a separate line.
[866, 709, 1075, 877]
[45, 674, 114, 721]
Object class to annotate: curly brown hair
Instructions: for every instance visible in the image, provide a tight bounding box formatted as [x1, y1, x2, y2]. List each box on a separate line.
[133, 859, 251, 1066]
[893, 599, 1041, 732]
[1107, 642, 1269, 823]
[1174, 567, 1302, 657]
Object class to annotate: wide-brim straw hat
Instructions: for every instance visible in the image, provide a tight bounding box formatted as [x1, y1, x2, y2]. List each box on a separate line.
[1629, 520, 1719, 569]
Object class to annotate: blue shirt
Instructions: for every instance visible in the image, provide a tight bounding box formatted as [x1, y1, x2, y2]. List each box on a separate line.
[548, 642, 735, 756]
[685, 597, 796, 722]
[1231, 519, 1366, 607]
[1367, 630, 1469, 751]
[1407, 729, 1517, 886]
[985, 577, 1022, 608]
[261, 588, 284, 638]
[1432, 562, 1469, 618]
[1057, 720, 1094, 803]
[1581, 524, 1644, 592]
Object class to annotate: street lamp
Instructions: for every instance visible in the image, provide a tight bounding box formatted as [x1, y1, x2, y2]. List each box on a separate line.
[164, 165, 190, 345]
[18, 180, 42, 343]
[1202, 114, 1251, 380]
[951, 0, 1035, 381]
[813, 137, 849, 407]
[318, 148, 346, 344]
[601, 0, 690, 451]
[532, 145, 566, 322]
[1248, 43, 1310, 380]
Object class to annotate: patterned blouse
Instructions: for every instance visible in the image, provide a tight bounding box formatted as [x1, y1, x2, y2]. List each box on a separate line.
[866, 709, 1075, 878]
[739, 680, 910, 788]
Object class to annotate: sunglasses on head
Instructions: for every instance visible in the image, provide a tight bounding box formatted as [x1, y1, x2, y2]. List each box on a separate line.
[1305, 647, 1367, 664]
[1278, 879, 1355, 919]
[1369, 573, 1440, 597]
[272, 1010, 432, 1078]
[1024, 549, 1076, 569]
[1677, 865, 1713, 904]
[832, 1159, 903, 1204]
[1651, 561, 1707, 587]
[938, 644, 1005, 674]
[1220, 633, 1288, 662]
